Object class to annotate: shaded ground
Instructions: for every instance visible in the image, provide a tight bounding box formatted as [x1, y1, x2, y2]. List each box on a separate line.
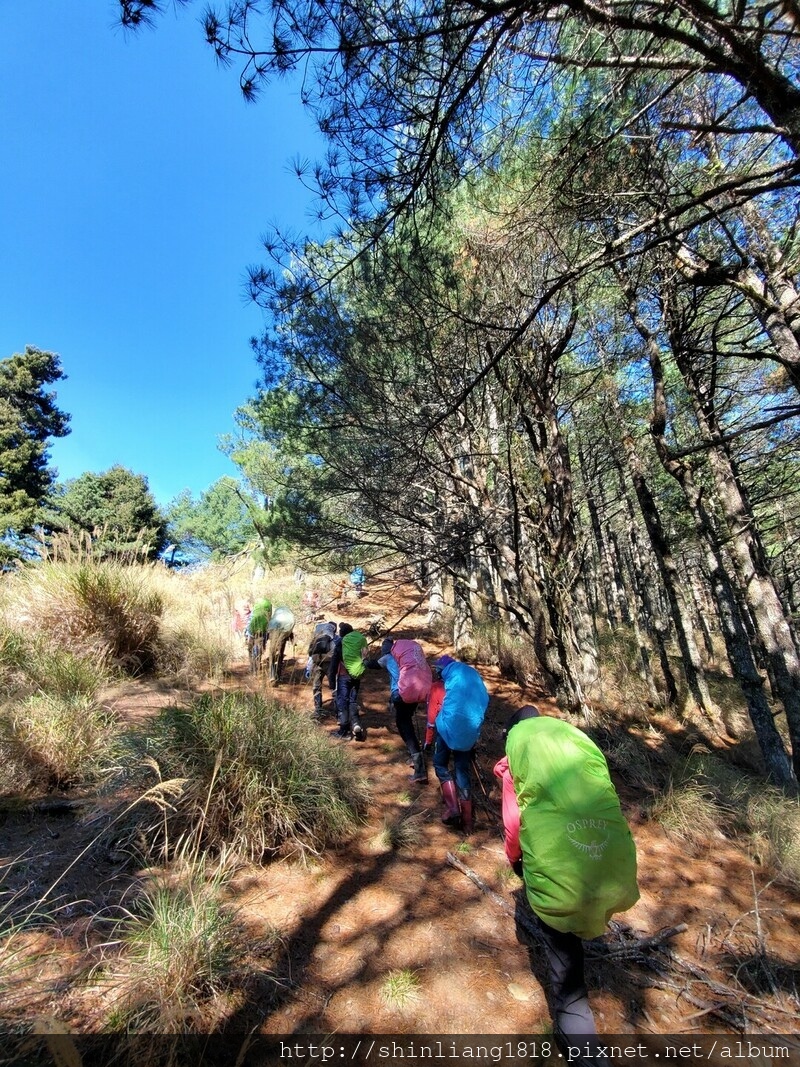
[2, 572, 799, 1043]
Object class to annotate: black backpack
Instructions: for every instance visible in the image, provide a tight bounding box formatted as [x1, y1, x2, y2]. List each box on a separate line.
[310, 632, 333, 656]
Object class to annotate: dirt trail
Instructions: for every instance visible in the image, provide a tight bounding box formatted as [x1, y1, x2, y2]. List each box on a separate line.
[214, 576, 800, 1037]
[2, 573, 799, 1039]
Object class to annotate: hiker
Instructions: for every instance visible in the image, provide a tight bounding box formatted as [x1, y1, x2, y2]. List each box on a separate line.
[494, 706, 639, 1049]
[231, 599, 250, 635]
[266, 605, 295, 682]
[430, 654, 489, 833]
[327, 622, 367, 740]
[246, 597, 272, 672]
[307, 619, 337, 718]
[302, 587, 323, 618]
[349, 565, 366, 594]
[366, 637, 432, 783]
[424, 673, 445, 751]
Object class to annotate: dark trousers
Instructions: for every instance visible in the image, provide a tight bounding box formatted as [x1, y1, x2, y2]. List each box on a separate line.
[335, 675, 362, 734]
[391, 695, 421, 755]
[432, 736, 474, 799]
[534, 914, 596, 1045]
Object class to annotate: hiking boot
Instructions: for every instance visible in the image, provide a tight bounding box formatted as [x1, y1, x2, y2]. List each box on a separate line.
[410, 751, 428, 784]
[440, 780, 461, 827]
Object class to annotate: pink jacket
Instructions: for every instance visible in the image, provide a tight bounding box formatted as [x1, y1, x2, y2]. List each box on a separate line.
[393, 639, 433, 704]
[493, 756, 522, 866]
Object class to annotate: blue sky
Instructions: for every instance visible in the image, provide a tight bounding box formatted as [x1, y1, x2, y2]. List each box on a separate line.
[1, 3, 325, 507]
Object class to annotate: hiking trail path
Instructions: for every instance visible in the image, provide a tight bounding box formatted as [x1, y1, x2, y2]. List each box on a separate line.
[3, 572, 799, 1041]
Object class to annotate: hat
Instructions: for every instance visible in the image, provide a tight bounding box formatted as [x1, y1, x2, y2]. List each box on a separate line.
[503, 705, 540, 739]
[434, 654, 455, 670]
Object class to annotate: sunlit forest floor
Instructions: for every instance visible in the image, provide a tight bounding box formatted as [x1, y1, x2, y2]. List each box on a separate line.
[2, 573, 799, 1043]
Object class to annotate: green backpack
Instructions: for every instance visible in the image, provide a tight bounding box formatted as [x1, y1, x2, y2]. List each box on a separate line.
[341, 631, 367, 678]
[506, 716, 639, 939]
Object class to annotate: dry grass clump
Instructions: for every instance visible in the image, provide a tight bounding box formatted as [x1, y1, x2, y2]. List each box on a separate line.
[649, 748, 800, 885]
[1, 620, 106, 705]
[592, 626, 661, 709]
[744, 791, 800, 887]
[7, 693, 118, 787]
[153, 623, 233, 685]
[648, 781, 724, 839]
[7, 560, 163, 675]
[598, 730, 665, 792]
[144, 564, 241, 683]
[0, 859, 59, 1022]
[0, 730, 38, 796]
[135, 692, 371, 861]
[0, 625, 28, 691]
[376, 812, 425, 852]
[103, 861, 249, 1033]
[24, 641, 105, 701]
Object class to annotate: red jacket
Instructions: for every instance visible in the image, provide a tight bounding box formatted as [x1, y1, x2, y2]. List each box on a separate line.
[424, 679, 445, 747]
[492, 756, 522, 865]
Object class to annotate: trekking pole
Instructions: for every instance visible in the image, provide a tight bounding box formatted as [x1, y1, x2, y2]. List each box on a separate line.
[471, 755, 490, 799]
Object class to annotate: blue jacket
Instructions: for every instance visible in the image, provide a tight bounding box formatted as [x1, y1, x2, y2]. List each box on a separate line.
[436, 660, 489, 751]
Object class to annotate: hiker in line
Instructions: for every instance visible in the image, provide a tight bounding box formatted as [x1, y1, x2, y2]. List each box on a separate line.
[349, 565, 366, 595]
[246, 597, 272, 673]
[231, 599, 251, 637]
[366, 637, 432, 783]
[327, 622, 367, 740]
[423, 672, 445, 751]
[430, 654, 489, 833]
[494, 706, 639, 1050]
[307, 619, 337, 719]
[266, 605, 295, 683]
[301, 587, 323, 620]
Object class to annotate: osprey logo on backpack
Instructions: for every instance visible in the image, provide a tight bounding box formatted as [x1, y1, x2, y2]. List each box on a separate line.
[565, 818, 610, 861]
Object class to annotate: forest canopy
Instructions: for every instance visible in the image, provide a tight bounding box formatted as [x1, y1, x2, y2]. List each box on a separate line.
[118, 0, 800, 791]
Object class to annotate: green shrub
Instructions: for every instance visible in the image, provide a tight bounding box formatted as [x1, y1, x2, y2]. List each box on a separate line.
[136, 692, 370, 860]
[380, 968, 421, 1009]
[25, 642, 105, 700]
